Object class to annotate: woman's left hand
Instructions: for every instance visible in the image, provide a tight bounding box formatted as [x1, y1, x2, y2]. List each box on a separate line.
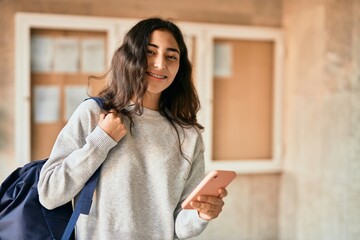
[190, 188, 228, 221]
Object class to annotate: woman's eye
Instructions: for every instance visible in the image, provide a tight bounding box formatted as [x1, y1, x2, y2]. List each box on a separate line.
[147, 50, 155, 55]
[167, 55, 177, 61]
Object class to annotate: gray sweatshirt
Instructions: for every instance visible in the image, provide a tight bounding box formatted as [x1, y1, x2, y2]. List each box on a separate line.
[38, 99, 209, 239]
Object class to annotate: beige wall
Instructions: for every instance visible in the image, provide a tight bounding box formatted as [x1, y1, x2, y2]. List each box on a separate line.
[0, 0, 281, 239]
[281, 0, 360, 239]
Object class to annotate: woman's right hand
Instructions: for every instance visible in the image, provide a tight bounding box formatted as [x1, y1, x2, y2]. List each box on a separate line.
[98, 110, 127, 142]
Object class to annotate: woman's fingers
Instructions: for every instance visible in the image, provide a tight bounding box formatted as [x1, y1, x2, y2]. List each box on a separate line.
[197, 195, 224, 207]
[190, 188, 229, 221]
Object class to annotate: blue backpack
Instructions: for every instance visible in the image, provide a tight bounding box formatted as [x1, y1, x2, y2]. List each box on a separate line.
[0, 98, 104, 240]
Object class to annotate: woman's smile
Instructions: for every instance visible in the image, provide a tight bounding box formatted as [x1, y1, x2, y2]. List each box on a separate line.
[146, 71, 167, 80]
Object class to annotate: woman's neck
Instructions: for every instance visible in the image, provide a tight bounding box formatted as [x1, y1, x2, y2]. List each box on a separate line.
[140, 92, 160, 111]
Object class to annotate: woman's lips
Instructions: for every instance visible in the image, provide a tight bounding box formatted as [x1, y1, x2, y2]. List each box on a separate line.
[147, 72, 167, 79]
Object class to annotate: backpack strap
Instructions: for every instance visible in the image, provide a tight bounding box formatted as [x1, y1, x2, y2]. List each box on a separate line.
[61, 168, 101, 240]
[88, 97, 104, 108]
[61, 97, 104, 240]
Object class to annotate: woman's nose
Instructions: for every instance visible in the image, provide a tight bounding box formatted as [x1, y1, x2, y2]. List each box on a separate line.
[153, 56, 166, 69]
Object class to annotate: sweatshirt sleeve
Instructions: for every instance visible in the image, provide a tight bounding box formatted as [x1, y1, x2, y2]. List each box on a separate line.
[174, 130, 209, 239]
[38, 100, 117, 210]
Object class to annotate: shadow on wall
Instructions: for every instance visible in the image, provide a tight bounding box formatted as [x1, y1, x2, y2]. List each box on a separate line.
[280, 173, 298, 240]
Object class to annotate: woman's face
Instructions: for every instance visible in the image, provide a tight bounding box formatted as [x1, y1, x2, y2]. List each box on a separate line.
[145, 30, 180, 96]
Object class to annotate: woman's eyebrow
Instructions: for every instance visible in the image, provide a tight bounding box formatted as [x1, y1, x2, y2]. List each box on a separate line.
[148, 43, 180, 54]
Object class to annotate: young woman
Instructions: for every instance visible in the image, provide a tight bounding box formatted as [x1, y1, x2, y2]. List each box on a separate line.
[38, 17, 228, 239]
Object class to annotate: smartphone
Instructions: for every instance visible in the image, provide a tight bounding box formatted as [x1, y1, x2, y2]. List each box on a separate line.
[181, 170, 236, 210]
